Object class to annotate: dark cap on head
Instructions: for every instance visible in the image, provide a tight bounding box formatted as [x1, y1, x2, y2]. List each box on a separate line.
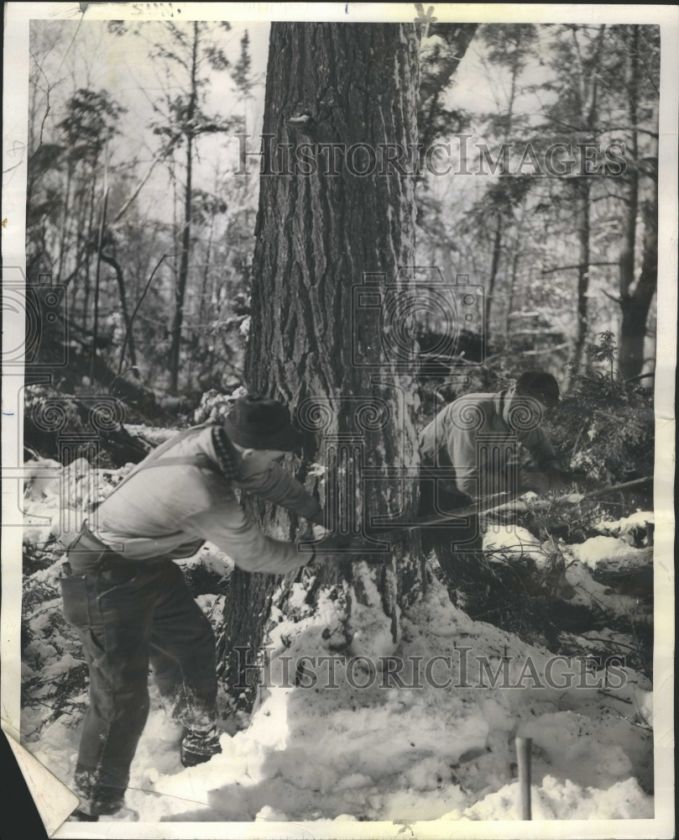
[515, 371, 560, 408]
[223, 395, 302, 452]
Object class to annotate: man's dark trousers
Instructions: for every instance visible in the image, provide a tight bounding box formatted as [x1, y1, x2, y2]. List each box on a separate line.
[418, 458, 483, 604]
[61, 532, 217, 816]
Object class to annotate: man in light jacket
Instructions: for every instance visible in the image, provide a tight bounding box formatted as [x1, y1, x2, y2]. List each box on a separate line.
[418, 371, 566, 565]
[61, 396, 325, 820]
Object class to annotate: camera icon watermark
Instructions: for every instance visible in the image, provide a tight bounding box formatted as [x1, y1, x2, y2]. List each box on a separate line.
[350, 266, 485, 374]
[2, 267, 68, 367]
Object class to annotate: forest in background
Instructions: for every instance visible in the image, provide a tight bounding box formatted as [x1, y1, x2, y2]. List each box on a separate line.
[25, 21, 658, 414]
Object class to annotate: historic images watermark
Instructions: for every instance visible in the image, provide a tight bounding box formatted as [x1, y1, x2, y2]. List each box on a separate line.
[236, 134, 628, 179]
[233, 647, 629, 691]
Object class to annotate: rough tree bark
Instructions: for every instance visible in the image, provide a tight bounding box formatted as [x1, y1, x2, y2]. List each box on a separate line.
[618, 26, 657, 380]
[221, 23, 426, 708]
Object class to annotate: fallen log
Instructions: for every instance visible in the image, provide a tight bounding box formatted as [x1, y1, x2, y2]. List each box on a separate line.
[24, 386, 153, 467]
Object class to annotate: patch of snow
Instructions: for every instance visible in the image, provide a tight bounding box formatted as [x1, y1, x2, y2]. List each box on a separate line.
[96, 578, 652, 822]
[594, 510, 654, 536]
[563, 561, 641, 617]
[570, 536, 652, 571]
[43, 653, 81, 679]
[451, 776, 652, 820]
[483, 525, 548, 567]
[24, 458, 62, 500]
[349, 563, 399, 659]
[22, 544, 654, 824]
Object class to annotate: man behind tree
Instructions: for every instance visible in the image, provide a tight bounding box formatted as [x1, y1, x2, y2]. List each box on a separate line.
[61, 396, 325, 821]
[418, 371, 566, 579]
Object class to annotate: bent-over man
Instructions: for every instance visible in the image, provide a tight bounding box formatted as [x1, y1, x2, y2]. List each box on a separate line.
[418, 371, 565, 580]
[61, 396, 324, 821]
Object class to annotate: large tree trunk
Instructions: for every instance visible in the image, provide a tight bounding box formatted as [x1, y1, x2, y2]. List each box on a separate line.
[221, 23, 425, 709]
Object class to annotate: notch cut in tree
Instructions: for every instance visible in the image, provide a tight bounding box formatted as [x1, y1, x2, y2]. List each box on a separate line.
[221, 22, 431, 708]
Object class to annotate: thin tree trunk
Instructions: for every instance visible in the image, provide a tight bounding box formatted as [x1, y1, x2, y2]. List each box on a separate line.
[483, 55, 518, 335]
[570, 179, 591, 376]
[198, 214, 215, 326]
[82, 167, 99, 334]
[505, 247, 520, 337]
[617, 26, 639, 310]
[221, 22, 425, 709]
[569, 26, 604, 380]
[57, 161, 73, 281]
[169, 22, 199, 394]
[69, 184, 86, 315]
[618, 25, 656, 379]
[100, 252, 138, 368]
[619, 176, 657, 379]
[90, 186, 109, 382]
[119, 253, 168, 376]
[485, 215, 503, 335]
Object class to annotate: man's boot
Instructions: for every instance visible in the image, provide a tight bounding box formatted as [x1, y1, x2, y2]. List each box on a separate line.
[70, 810, 99, 822]
[180, 725, 222, 768]
[71, 806, 139, 821]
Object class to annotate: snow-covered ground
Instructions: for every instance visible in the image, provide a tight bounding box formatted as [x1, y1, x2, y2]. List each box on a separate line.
[20, 458, 654, 823]
[26, 576, 653, 823]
